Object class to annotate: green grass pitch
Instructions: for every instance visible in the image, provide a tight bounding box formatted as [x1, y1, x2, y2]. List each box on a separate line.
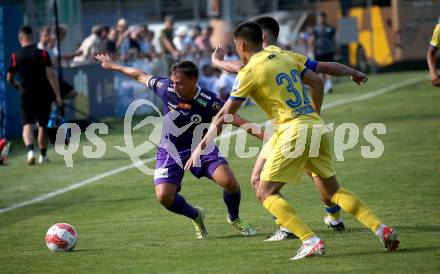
[1, 71, 439, 273]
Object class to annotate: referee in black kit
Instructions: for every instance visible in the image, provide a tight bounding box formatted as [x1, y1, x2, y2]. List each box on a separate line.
[7, 26, 62, 165]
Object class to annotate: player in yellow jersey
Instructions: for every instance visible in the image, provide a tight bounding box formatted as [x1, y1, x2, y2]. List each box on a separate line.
[427, 20, 440, 87]
[212, 16, 368, 241]
[186, 22, 399, 260]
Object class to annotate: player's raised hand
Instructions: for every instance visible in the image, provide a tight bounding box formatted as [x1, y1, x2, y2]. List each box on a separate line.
[351, 70, 368, 85]
[95, 54, 115, 70]
[212, 44, 226, 63]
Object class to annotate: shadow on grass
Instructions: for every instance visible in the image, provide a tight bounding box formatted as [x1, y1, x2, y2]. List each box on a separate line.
[324, 245, 440, 259]
[0, 193, 94, 227]
[314, 225, 440, 235]
[71, 248, 104, 253]
[1, 195, 148, 228]
[211, 234, 265, 240]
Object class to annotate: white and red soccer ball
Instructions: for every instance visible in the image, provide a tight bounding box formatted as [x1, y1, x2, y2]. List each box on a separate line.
[45, 223, 77, 252]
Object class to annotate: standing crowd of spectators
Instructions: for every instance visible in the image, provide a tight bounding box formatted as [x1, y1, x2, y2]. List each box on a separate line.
[36, 12, 337, 99]
[36, 15, 240, 100]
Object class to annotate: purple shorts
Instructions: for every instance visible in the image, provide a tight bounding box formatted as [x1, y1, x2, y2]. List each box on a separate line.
[153, 146, 228, 191]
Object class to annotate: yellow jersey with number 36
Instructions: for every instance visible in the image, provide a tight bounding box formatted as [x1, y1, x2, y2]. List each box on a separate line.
[230, 49, 320, 128]
[430, 24, 440, 48]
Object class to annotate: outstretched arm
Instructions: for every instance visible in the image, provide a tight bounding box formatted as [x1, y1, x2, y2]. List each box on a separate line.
[302, 70, 324, 114]
[230, 114, 266, 141]
[95, 54, 151, 84]
[211, 44, 244, 74]
[427, 46, 440, 87]
[316, 62, 368, 85]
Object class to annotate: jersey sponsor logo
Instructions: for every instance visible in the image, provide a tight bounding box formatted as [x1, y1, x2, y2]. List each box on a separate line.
[179, 110, 190, 116]
[199, 92, 211, 100]
[154, 168, 169, 179]
[212, 102, 221, 111]
[168, 102, 177, 109]
[190, 114, 202, 124]
[232, 78, 240, 91]
[177, 102, 191, 110]
[196, 98, 208, 107]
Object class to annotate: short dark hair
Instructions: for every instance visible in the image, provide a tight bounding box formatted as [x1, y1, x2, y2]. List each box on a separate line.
[19, 25, 33, 36]
[171, 61, 199, 79]
[233, 21, 263, 48]
[254, 16, 279, 39]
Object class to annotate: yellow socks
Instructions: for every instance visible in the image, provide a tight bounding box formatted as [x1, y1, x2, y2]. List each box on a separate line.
[331, 187, 381, 232]
[263, 194, 314, 241]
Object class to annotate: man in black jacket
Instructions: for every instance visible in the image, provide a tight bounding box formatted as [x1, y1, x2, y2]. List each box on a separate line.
[7, 26, 62, 165]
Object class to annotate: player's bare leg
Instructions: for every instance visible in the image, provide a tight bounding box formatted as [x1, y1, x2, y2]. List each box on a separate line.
[211, 164, 239, 193]
[154, 182, 207, 239]
[314, 175, 400, 251]
[155, 183, 178, 208]
[22, 123, 35, 165]
[252, 156, 297, 240]
[250, 156, 265, 192]
[37, 125, 49, 163]
[256, 180, 325, 259]
[211, 164, 256, 236]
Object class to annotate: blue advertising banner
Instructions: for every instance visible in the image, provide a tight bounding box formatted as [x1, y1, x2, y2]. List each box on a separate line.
[62, 62, 161, 120]
[62, 64, 116, 119]
[0, 6, 23, 138]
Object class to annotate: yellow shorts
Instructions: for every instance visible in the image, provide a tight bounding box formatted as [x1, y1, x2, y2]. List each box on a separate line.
[260, 122, 335, 183]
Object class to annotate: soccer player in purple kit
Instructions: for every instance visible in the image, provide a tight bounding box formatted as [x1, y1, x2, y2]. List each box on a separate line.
[95, 54, 259, 239]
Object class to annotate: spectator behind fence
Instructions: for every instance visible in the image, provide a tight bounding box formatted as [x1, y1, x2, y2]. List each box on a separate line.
[37, 26, 51, 54]
[160, 15, 180, 71]
[120, 25, 143, 60]
[116, 18, 129, 54]
[104, 27, 119, 58]
[140, 29, 157, 60]
[213, 44, 238, 100]
[185, 26, 199, 49]
[198, 64, 217, 90]
[312, 12, 336, 93]
[48, 24, 82, 67]
[98, 25, 110, 53]
[195, 26, 213, 54]
[7, 26, 62, 165]
[37, 26, 78, 100]
[173, 26, 189, 52]
[72, 25, 106, 65]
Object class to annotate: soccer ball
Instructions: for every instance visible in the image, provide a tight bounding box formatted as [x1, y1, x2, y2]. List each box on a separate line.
[45, 223, 78, 252]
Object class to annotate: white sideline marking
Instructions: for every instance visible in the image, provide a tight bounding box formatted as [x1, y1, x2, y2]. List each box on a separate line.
[0, 157, 155, 214]
[321, 76, 425, 110]
[0, 75, 425, 214]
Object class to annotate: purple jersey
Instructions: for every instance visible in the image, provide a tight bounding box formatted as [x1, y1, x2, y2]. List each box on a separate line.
[147, 76, 224, 153]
